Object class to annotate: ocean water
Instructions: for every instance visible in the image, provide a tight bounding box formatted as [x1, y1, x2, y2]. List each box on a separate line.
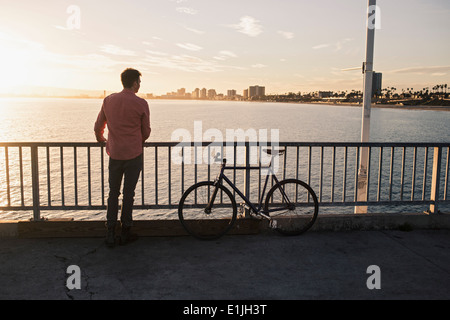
[1, 98, 449, 143]
[0, 98, 449, 220]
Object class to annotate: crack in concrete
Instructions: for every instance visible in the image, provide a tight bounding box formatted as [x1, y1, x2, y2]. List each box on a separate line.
[380, 230, 450, 275]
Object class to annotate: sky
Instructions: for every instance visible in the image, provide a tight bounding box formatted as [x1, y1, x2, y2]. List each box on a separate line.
[0, 0, 449, 96]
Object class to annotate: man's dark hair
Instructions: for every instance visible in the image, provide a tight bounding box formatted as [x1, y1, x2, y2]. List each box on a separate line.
[121, 68, 142, 88]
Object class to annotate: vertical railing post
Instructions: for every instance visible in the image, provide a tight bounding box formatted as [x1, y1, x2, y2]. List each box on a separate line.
[30, 145, 41, 221]
[429, 146, 442, 214]
[243, 142, 251, 217]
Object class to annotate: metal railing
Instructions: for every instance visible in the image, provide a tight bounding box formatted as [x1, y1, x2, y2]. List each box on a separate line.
[1, 142, 449, 221]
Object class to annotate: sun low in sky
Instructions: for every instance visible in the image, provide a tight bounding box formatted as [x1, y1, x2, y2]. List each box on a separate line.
[0, 0, 449, 96]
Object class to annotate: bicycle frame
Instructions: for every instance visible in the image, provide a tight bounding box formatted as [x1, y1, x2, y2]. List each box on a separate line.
[206, 157, 292, 220]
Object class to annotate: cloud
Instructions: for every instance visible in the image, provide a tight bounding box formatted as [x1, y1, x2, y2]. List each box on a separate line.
[143, 53, 221, 73]
[100, 44, 137, 56]
[182, 25, 205, 35]
[312, 43, 331, 50]
[145, 50, 168, 56]
[252, 64, 267, 68]
[229, 16, 263, 37]
[143, 50, 245, 73]
[176, 43, 203, 51]
[54, 25, 69, 31]
[213, 50, 237, 61]
[0, 31, 126, 75]
[432, 73, 447, 76]
[278, 31, 294, 40]
[0, 31, 45, 51]
[52, 53, 125, 71]
[176, 7, 198, 15]
[389, 65, 450, 75]
[313, 38, 354, 51]
[334, 38, 353, 52]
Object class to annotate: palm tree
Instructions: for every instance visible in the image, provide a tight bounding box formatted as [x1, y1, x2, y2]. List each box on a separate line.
[432, 85, 439, 98]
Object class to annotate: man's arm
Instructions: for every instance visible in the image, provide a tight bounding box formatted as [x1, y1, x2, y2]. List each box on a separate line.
[141, 103, 151, 142]
[94, 106, 107, 143]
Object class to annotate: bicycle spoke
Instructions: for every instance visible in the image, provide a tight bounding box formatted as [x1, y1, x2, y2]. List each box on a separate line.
[265, 179, 319, 236]
[179, 181, 237, 240]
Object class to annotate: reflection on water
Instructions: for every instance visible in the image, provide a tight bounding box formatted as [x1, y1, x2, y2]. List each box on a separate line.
[0, 98, 449, 220]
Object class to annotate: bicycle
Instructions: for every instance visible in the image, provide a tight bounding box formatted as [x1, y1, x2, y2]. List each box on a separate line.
[178, 148, 319, 240]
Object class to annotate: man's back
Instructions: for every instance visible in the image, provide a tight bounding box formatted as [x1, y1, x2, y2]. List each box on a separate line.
[95, 89, 151, 160]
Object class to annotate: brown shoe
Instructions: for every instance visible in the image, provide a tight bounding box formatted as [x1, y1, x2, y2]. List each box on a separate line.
[105, 227, 116, 248]
[119, 226, 138, 245]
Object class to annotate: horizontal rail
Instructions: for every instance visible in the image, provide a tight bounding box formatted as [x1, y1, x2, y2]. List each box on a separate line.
[0, 141, 449, 221]
[0, 141, 449, 147]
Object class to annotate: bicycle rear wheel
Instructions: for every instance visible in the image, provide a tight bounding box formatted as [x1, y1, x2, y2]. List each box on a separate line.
[264, 179, 319, 236]
[178, 181, 237, 240]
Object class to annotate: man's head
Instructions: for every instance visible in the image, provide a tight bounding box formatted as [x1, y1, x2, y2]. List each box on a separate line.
[121, 68, 141, 93]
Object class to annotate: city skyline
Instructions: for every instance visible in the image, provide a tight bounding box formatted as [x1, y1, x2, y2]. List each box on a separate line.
[157, 84, 265, 99]
[2, 80, 449, 101]
[0, 0, 449, 96]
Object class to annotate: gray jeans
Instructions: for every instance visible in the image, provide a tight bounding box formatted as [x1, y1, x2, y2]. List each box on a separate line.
[106, 154, 143, 228]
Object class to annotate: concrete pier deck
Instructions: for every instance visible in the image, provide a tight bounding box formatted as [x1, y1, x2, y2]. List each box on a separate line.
[0, 224, 449, 301]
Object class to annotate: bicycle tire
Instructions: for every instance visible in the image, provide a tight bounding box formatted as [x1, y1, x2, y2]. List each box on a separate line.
[178, 181, 237, 240]
[264, 179, 319, 236]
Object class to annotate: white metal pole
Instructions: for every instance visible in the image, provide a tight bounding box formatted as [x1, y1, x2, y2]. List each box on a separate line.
[355, 0, 377, 214]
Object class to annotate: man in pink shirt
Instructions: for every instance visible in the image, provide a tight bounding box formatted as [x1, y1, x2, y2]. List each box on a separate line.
[94, 68, 151, 247]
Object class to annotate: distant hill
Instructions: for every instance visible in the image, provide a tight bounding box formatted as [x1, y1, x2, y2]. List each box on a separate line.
[0, 85, 108, 98]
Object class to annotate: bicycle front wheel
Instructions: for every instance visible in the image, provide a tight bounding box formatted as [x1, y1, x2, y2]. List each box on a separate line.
[264, 179, 319, 236]
[178, 181, 237, 240]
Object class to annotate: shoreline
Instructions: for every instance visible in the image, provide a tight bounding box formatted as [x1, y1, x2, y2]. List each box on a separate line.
[243, 97, 450, 112]
[2, 95, 450, 111]
[272, 100, 450, 112]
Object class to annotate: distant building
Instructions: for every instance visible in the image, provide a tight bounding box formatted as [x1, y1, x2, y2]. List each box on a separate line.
[243, 89, 248, 99]
[177, 88, 186, 97]
[372, 72, 382, 97]
[248, 85, 265, 99]
[317, 91, 333, 99]
[227, 90, 236, 97]
[192, 88, 200, 99]
[207, 89, 216, 99]
[200, 88, 207, 99]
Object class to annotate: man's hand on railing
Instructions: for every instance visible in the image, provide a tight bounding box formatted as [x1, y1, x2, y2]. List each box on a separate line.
[96, 136, 107, 144]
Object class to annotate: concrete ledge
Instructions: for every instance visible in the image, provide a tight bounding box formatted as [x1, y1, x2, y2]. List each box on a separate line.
[0, 221, 19, 238]
[0, 213, 449, 238]
[0, 218, 261, 238]
[311, 212, 450, 232]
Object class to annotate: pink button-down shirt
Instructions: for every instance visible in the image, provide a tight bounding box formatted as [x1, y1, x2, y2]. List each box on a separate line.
[94, 89, 151, 160]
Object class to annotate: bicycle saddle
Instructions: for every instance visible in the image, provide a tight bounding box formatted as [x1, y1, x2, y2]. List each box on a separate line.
[263, 148, 286, 155]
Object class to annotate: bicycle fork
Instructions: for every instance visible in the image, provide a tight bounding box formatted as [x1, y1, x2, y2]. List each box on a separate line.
[204, 184, 219, 214]
[204, 171, 224, 214]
